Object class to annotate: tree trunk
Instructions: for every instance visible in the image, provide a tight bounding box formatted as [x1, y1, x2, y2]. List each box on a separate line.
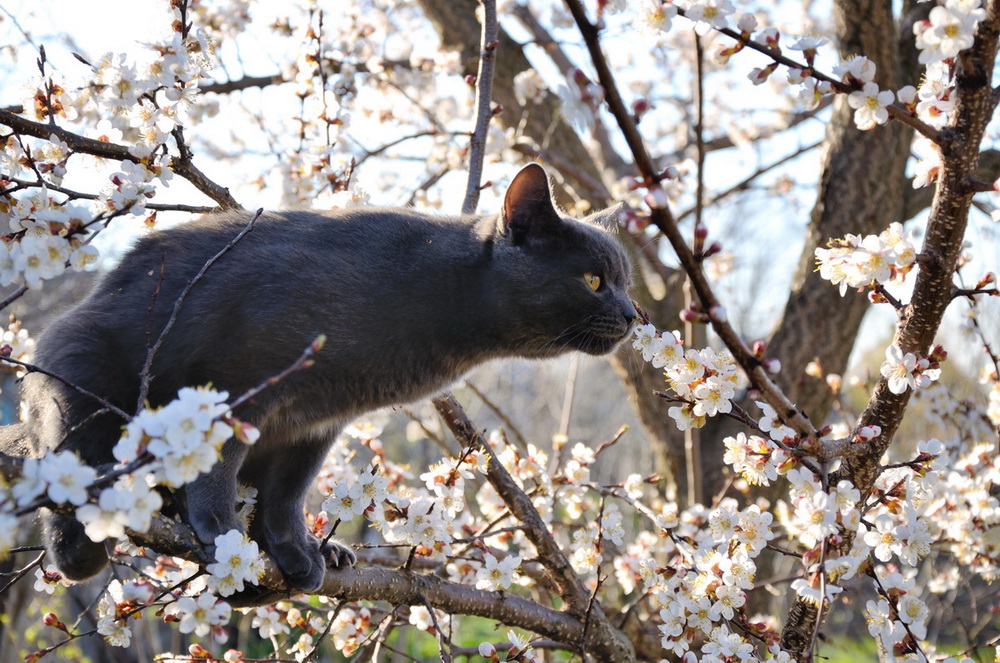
[417, 0, 690, 497]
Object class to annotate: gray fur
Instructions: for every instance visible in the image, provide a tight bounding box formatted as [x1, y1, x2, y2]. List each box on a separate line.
[7, 164, 636, 592]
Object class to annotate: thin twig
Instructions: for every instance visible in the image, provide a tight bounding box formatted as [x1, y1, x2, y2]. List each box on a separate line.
[461, 0, 499, 215]
[463, 380, 528, 451]
[563, 0, 823, 451]
[228, 335, 326, 412]
[135, 209, 263, 412]
[0, 355, 130, 420]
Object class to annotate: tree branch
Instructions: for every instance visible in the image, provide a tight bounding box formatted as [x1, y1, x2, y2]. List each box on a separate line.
[461, 0, 499, 214]
[0, 109, 241, 210]
[430, 393, 636, 663]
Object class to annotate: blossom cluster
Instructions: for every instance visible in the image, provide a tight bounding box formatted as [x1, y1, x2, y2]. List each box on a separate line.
[0, 0, 214, 289]
[879, 344, 943, 395]
[0, 185, 101, 287]
[631, 323, 747, 431]
[0, 315, 35, 374]
[205, 529, 265, 597]
[113, 386, 256, 486]
[815, 222, 917, 296]
[0, 385, 257, 571]
[644, 499, 776, 658]
[914, 0, 985, 65]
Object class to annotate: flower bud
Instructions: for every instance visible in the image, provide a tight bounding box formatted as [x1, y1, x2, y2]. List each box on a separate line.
[644, 187, 670, 209]
[680, 308, 701, 323]
[42, 613, 67, 632]
[189, 643, 211, 658]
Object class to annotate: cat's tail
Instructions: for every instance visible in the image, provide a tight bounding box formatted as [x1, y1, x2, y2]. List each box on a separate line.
[0, 423, 111, 582]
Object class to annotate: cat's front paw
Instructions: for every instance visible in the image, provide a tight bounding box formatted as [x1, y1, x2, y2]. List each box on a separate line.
[268, 537, 327, 593]
[321, 539, 357, 568]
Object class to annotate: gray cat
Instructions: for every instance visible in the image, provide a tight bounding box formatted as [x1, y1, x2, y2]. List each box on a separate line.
[3, 163, 636, 593]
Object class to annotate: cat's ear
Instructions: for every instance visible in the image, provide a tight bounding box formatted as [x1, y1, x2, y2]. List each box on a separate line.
[584, 203, 625, 232]
[499, 163, 561, 244]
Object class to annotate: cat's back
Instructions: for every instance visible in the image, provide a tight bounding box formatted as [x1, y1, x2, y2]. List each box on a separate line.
[72, 206, 469, 310]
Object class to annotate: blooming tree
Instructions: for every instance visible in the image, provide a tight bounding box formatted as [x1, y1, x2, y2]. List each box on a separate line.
[0, 0, 998, 662]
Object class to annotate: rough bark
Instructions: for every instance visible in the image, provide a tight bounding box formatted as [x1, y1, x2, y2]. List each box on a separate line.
[780, 2, 1000, 657]
[696, 0, 925, 501]
[766, 0, 915, 435]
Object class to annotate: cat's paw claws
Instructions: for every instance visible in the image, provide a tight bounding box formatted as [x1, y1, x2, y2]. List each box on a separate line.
[321, 540, 357, 568]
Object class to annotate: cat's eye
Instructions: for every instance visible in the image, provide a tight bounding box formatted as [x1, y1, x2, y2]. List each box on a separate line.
[584, 272, 602, 291]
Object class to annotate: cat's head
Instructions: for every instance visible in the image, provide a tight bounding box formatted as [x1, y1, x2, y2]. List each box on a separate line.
[491, 164, 637, 358]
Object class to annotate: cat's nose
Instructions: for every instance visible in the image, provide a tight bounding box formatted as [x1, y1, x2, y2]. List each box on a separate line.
[622, 304, 638, 325]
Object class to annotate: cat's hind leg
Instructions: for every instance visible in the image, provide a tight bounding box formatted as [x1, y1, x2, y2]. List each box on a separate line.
[241, 431, 352, 594]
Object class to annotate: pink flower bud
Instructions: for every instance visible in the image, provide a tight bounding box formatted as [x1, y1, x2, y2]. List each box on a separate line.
[737, 12, 757, 34]
[709, 305, 728, 323]
[624, 176, 644, 191]
[42, 613, 65, 631]
[752, 340, 767, 357]
[680, 308, 701, 323]
[189, 643, 211, 658]
[644, 187, 670, 209]
[762, 357, 781, 374]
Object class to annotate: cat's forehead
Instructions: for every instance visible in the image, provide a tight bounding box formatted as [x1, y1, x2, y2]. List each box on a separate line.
[564, 216, 631, 279]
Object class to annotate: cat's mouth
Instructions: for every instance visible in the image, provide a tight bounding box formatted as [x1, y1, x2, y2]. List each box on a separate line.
[578, 322, 636, 356]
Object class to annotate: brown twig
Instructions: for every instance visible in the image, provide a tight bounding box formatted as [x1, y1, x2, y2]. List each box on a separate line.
[563, 0, 823, 452]
[429, 393, 635, 662]
[0, 355, 130, 421]
[0, 109, 241, 210]
[135, 209, 263, 412]
[461, 0, 499, 215]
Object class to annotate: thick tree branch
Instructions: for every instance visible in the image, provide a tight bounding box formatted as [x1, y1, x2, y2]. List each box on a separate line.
[431, 393, 636, 663]
[0, 109, 241, 210]
[781, 1, 1000, 656]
